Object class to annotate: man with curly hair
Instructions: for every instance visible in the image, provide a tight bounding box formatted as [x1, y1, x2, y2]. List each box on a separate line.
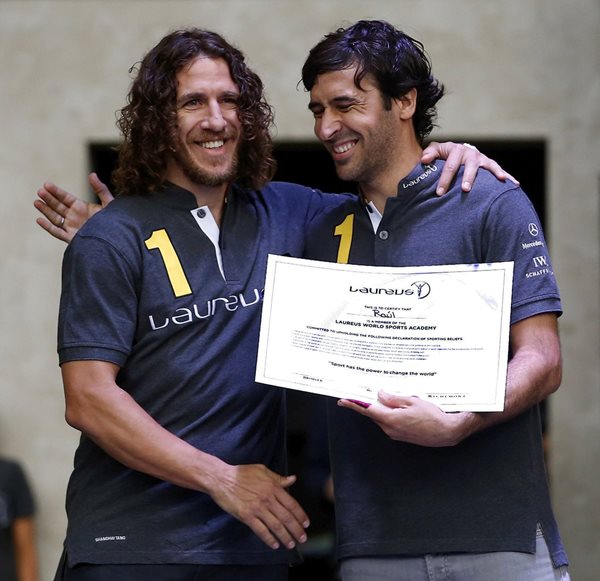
[37, 26, 512, 581]
[302, 20, 569, 580]
[52, 29, 318, 581]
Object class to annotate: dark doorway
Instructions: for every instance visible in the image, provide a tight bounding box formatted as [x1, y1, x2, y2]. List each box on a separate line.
[271, 138, 547, 227]
[90, 138, 546, 226]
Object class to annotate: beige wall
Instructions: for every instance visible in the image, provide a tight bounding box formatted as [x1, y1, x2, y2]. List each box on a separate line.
[1, 1, 598, 579]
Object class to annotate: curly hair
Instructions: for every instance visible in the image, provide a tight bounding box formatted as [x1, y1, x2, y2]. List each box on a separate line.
[112, 28, 276, 196]
[301, 20, 444, 145]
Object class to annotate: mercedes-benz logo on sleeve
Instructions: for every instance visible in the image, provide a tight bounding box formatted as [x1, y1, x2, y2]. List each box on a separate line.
[528, 223, 539, 236]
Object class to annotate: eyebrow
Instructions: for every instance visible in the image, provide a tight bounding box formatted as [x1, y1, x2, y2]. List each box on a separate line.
[177, 92, 205, 107]
[308, 95, 360, 112]
[177, 89, 240, 107]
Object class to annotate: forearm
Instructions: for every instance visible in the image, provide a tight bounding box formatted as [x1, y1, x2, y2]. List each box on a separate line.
[62, 360, 310, 550]
[455, 313, 562, 441]
[63, 364, 227, 494]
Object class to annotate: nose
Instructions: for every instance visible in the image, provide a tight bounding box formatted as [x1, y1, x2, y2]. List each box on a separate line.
[314, 109, 340, 142]
[201, 101, 227, 132]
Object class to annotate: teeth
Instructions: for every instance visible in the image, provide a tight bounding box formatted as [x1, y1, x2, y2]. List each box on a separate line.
[201, 140, 224, 149]
[334, 142, 354, 154]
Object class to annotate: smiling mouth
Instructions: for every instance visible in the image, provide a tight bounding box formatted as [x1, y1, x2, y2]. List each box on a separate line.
[333, 140, 357, 154]
[199, 139, 225, 149]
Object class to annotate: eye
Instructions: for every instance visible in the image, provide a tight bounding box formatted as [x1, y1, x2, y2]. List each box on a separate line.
[182, 99, 203, 110]
[221, 95, 240, 109]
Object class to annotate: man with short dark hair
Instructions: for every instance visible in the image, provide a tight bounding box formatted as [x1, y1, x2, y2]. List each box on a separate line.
[302, 19, 569, 581]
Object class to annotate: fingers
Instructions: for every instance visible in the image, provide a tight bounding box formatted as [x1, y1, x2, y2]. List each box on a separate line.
[338, 393, 414, 419]
[383, 139, 523, 195]
[39, 182, 77, 208]
[214, 465, 310, 551]
[504, 170, 519, 185]
[436, 145, 468, 195]
[33, 188, 71, 243]
[278, 474, 297, 489]
[33, 194, 64, 228]
[243, 487, 309, 550]
[421, 140, 447, 164]
[425, 142, 520, 195]
[35, 184, 72, 218]
[460, 153, 500, 191]
[267, 474, 309, 548]
[34, 216, 71, 243]
[275, 474, 310, 530]
[422, 140, 462, 195]
[475, 159, 520, 186]
[257, 484, 309, 550]
[420, 146, 436, 164]
[377, 390, 415, 408]
[338, 398, 371, 413]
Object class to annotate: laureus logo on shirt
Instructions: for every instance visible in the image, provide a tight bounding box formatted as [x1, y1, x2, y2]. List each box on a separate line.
[401, 164, 438, 189]
[148, 288, 264, 330]
[349, 281, 431, 299]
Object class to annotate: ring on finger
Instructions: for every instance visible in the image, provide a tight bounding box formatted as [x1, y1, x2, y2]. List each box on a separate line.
[59, 216, 65, 228]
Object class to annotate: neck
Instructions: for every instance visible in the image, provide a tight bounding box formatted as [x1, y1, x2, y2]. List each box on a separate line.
[166, 166, 229, 225]
[360, 142, 423, 214]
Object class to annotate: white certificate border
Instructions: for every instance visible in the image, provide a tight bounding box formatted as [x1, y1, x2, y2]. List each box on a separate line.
[257, 256, 513, 412]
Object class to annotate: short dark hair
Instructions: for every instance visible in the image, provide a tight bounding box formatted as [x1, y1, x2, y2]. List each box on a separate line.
[113, 28, 276, 196]
[301, 20, 444, 145]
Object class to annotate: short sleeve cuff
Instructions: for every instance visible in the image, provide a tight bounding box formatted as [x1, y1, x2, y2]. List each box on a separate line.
[58, 345, 129, 367]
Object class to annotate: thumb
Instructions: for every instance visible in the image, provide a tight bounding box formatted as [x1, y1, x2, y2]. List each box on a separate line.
[420, 148, 435, 163]
[377, 390, 413, 408]
[89, 172, 115, 206]
[421, 141, 449, 164]
[279, 474, 297, 488]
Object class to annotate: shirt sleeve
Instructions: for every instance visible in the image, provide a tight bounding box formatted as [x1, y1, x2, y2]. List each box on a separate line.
[58, 234, 139, 366]
[481, 187, 562, 324]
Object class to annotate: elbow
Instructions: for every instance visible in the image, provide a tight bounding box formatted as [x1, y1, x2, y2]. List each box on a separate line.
[544, 352, 563, 398]
[64, 398, 87, 432]
[64, 384, 96, 433]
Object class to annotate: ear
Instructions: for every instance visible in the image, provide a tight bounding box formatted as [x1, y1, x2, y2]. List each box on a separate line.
[395, 88, 417, 120]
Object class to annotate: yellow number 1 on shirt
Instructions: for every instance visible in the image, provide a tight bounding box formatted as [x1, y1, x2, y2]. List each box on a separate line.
[145, 229, 192, 298]
[334, 214, 354, 264]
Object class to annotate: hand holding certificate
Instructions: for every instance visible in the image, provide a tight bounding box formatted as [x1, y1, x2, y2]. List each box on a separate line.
[256, 256, 513, 411]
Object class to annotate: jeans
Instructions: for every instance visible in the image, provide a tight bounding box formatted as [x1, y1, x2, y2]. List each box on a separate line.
[340, 527, 570, 581]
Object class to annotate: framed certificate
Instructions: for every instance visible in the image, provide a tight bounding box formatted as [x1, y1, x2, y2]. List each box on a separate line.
[256, 255, 513, 411]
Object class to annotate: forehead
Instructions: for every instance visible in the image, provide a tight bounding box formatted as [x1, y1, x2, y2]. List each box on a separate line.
[176, 56, 239, 96]
[309, 66, 379, 102]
